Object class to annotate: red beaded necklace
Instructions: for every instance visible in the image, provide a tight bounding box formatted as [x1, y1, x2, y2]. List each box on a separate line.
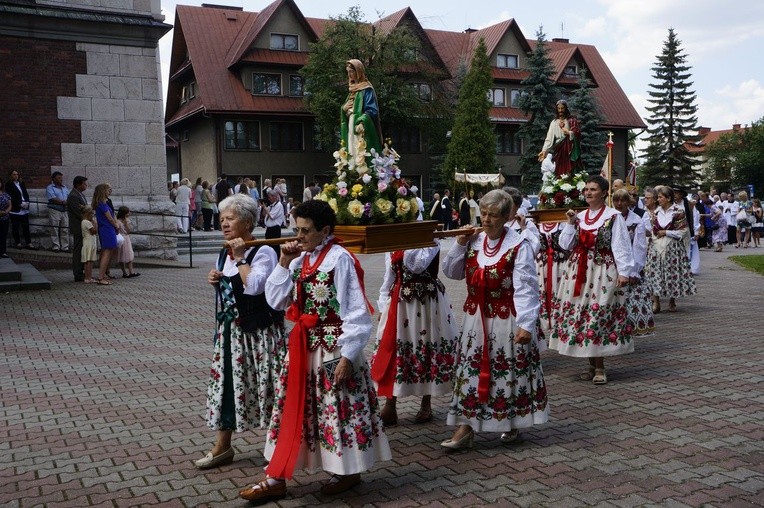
[540, 222, 558, 233]
[483, 229, 507, 257]
[584, 206, 606, 226]
[300, 238, 334, 280]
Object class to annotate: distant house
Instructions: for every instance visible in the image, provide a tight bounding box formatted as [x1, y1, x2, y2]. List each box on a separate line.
[687, 124, 749, 188]
[165, 0, 645, 199]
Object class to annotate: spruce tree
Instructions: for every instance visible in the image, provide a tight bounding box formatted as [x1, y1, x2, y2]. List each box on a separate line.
[517, 27, 560, 193]
[569, 67, 606, 174]
[442, 38, 496, 182]
[641, 28, 700, 188]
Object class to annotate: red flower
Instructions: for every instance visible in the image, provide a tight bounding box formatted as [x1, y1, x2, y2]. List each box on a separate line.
[553, 191, 566, 206]
[570, 189, 580, 199]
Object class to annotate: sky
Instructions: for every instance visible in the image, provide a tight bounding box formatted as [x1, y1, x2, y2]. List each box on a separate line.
[158, 0, 764, 155]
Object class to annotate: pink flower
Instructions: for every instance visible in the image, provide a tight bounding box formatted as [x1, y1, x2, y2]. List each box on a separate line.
[586, 329, 595, 338]
[378, 182, 388, 192]
[591, 303, 600, 311]
[338, 187, 348, 197]
[608, 332, 617, 342]
[397, 186, 408, 196]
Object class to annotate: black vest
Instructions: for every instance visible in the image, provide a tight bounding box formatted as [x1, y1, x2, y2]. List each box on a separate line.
[218, 247, 284, 333]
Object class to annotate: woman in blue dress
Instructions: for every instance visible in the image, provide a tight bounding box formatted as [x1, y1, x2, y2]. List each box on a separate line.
[91, 183, 119, 285]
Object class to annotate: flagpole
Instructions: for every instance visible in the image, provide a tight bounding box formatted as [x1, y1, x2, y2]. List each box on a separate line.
[606, 132, 614, 207]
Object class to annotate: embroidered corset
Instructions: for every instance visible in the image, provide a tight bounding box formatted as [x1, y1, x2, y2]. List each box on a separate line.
[392, 251, 445, 304]
[538, 229, 570, 264]
[463, 244, 519, 318]
[651, 209, 687, 235]
[576, 218, 615, 266]
[292, 267, 342, 353]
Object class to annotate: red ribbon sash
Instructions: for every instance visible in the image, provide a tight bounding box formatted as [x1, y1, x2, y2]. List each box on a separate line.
[573, 229, 597, 297]
[371, 251, 404, 397]
[266, 238, 373, 479]
[544, 240, 555, 328]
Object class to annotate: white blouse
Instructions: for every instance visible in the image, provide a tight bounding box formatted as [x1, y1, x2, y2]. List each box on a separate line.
[622, 210, 647, 277]
[442, 227, 540, 334]
[377, 244, 440, 311]
[649, 205, 686, 240]
[265, 237, 372, 362]
[558, 206, 635, 279]
[221, 246, 277, 296]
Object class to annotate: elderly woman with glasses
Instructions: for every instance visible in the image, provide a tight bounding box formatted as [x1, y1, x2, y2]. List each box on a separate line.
[195, 193, 287, 471]
[239, 199, 390, 503]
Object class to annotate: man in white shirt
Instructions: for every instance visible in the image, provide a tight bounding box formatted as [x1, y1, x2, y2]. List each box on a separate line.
[724, 193, 739, 244]
[262, 190, 285, 239]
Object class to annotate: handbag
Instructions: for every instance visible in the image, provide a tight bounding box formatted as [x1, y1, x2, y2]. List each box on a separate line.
[736, 209, 748, 222]
[323, 357, 341, 380]
[116, 233, 125, 247]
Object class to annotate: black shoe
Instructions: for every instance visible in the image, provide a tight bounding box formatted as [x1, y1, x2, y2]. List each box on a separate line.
[1, 253, 9, 259]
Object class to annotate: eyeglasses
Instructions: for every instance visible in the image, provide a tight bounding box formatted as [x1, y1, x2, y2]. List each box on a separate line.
[294, 226, 316, 235]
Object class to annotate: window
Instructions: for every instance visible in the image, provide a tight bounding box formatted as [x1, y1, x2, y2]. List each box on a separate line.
[289, 75, 304, 96]
[497, 54, 519, 69]
[224, 121, 260, 150]
[488, 88, 505, 106]
[270, 122, 303, 151]
[252, 73, 282, 95]
[564, 64, 578, 76]
[495, 125, 521, 154]
[412, 83, 432, 101]
[387, 126, 421, 153]
[510, 89, 523, 107]
[270, 33, 298, 51]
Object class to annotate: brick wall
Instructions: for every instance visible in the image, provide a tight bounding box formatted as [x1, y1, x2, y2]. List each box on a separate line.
[0, 35, 86, 188]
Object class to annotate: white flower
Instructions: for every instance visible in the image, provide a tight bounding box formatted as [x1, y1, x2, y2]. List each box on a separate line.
[362, 174, 372, 184]
[311, 282, 330, 303]
[337, 181, 347, 189]
[564, 196, 572, 204]
[576, 180, 586, 191]
[541, 185, 554, 194]
[560, 183, 574, 192]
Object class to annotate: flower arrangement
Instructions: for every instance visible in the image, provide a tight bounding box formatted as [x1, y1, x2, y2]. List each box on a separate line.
[315, 140, 419, 225]
[537, 170, 588, 209]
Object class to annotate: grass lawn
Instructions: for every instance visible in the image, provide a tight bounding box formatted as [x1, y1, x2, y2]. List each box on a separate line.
[729, 255, 764, 276]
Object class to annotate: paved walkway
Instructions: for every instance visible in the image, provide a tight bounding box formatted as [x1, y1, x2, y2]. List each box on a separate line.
[2, 242, 764, 507]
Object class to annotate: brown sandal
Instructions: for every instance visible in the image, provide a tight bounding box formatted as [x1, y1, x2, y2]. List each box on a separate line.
[414, 408, 433, 423]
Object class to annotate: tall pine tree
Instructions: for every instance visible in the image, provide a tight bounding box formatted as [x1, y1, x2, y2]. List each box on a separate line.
[442, 38, 496, 182]
[569, 67, 606, 174]
[641, 28, 700, 188]
[517, 27, 560, 193]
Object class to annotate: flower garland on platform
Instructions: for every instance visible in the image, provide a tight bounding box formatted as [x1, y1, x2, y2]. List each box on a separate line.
[537, 170, 589, 209]
[315, 139, 419, 225]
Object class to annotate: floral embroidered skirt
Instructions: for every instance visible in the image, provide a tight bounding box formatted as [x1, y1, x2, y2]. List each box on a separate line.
[447, 313, 549, 433]
[549, 252, 635, 357]
[624, 277, 655, 337]
[371, 291, 459, 397]
[645, 238, 697, 299]
[536, 259, 566, 350]
[264, 348, 391, 476]
[205, 311, 287, 432]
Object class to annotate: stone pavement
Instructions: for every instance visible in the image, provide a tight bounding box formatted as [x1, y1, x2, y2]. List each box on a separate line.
[2, 241, 764, 507]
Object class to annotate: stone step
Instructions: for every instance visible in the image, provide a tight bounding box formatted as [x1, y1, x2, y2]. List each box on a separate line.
[0, 260, 51, 291]
[0, 258, 23, 282]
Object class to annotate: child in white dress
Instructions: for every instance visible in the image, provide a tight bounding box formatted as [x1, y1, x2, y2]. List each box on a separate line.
[81, 207, 98, 283]
[116, 206, 139, 278]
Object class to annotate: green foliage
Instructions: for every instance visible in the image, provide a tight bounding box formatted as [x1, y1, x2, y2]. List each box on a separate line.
[517, 27, 560, 193]
[569, 67, 607, 174]
[641, 28, 700, 188]
[706, 117, 764, 195]
[442, 38, 496, 184]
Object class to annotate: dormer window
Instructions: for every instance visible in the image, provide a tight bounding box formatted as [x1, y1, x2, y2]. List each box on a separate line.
[253, 73, 281, 95]
[564, 65, 578, 76]
[488, 88, 505, 106]
[497, 54, 518, 69]
[180, 81, 196, 104]
[270, 33, 298, 51]
[411, 83, 432, 101]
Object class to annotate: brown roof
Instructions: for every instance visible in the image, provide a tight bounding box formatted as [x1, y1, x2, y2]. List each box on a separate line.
[686, 126, 746, 153]
[166, 3, 645, 130]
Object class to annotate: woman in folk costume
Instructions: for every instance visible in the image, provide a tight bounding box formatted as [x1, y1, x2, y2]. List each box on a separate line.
[612, 188, 654, 336]
[195, 194, 287, 470]
[549, 176, 635, 385]
[536, 220, 571, 346]
[239, 200, 390, 503]
[371, 243, 459, 426]
[341, 59, 383, 166]
[644, 185, 696, 313]
[441, 189, 549, 450]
